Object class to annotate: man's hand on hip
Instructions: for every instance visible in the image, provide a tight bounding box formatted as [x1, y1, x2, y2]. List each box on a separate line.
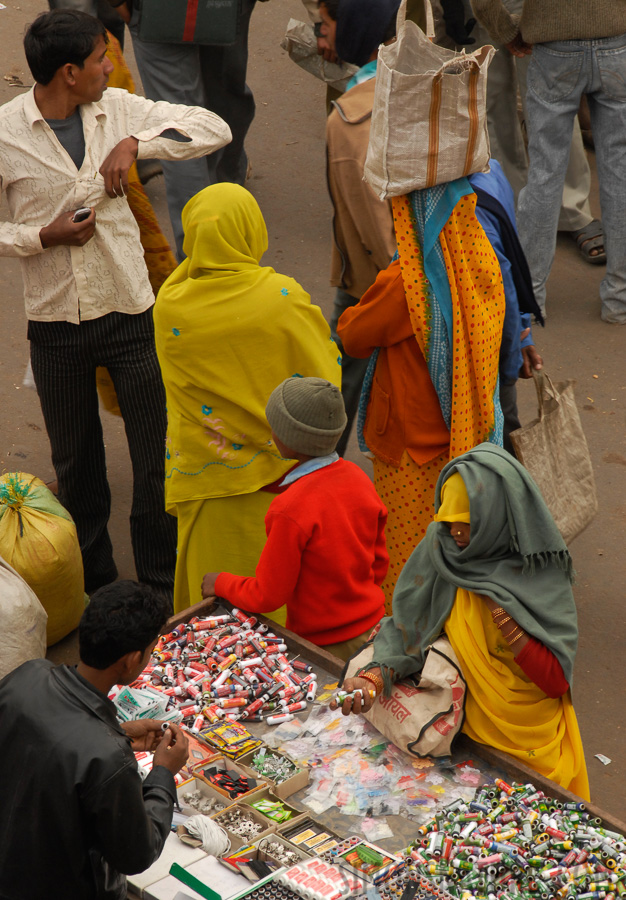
[100, 136, 139, 198]
[39, 208, 96, 248]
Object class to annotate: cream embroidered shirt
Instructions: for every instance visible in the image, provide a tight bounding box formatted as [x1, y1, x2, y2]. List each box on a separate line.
[0, 87, 231, 323]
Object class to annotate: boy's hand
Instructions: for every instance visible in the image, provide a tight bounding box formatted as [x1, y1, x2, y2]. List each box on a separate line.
[201, 572, 219, 600]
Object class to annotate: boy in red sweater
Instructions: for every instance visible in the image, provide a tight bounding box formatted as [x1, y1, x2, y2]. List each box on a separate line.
[201, 377, 388, 660]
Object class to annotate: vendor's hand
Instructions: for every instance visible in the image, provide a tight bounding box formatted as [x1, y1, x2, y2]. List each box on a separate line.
[519, 339, 543, 379]
[505, 33, 532, 57]
[330, 676, 377, 716]
[122, 719, 168, 752]
[39, 208, 96, 248]
[201, 572, 219, 601]
[99, 136, 139, 198]
[153, 723, 189, 775]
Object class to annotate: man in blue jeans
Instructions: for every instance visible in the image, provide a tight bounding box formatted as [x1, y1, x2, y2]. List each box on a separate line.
[472, 0, 626, 324]
[111, 0, 256, 259]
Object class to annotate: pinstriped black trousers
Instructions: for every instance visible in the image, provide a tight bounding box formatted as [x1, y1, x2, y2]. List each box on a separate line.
[28, 308, 176, 600]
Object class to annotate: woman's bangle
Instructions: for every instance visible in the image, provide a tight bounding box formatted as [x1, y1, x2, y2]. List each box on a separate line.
[491, 606, 506, 619]
[493, 614, 512, 628]
[508, 628, 525, 646]
[358, 670, 384, 696]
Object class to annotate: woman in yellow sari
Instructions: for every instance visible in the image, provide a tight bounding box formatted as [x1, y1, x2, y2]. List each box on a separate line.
[339, 443, 589, 800]
[154, 183, 342, 614]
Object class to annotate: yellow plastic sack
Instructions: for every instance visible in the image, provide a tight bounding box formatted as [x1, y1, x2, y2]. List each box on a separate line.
[0, 473, 87, 646]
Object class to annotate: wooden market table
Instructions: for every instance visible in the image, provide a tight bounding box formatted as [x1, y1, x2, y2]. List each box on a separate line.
[167, 597, 626, 838]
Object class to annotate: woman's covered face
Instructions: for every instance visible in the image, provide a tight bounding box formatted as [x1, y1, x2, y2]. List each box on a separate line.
[443, 521, 471, 549]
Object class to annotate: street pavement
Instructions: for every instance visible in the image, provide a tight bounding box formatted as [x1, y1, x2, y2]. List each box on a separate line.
[0, 0, 624, 817]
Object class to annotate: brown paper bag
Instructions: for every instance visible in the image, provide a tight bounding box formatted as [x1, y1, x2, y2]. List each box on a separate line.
[511, 370, 597, 545]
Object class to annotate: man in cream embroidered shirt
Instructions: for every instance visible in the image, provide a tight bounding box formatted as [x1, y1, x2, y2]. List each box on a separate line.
[0, 9, 232, 600]
[0, 72, 231, 323]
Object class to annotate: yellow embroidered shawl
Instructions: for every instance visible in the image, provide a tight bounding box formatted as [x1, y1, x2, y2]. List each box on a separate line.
[154, 184, 341, 509]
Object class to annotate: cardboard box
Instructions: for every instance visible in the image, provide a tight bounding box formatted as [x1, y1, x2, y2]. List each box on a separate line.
[212, 803, 277, 850]
[278, 816, 343, 856]
[253, 833, 312, 867]
[193, 756, 267, 803]
[247, 793, 301, 827]
[177, 777, 231, 817]
[238, 748, 309, 800]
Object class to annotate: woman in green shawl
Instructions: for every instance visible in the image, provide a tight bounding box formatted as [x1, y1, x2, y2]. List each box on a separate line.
[335, 443, 589, 799]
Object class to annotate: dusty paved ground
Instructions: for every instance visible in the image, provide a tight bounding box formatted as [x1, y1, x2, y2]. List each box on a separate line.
[0, 0, 624, 817]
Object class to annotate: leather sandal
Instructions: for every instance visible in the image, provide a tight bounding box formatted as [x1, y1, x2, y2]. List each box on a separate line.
[571, 219, 607, 266]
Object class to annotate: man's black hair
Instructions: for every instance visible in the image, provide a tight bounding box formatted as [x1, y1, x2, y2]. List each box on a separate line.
[318, 0, 340, 19]
[24, 9, 107, 86]
[79, 581, 171, 670]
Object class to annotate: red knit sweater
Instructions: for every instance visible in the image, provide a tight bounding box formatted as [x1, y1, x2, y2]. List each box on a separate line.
[215, 459, 388, 646]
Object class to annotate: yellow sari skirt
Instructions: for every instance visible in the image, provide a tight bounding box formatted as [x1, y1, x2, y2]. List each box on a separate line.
[172, 492, 286, 627]
[373, 449, 448, 614]
[445, 589, 590, 800]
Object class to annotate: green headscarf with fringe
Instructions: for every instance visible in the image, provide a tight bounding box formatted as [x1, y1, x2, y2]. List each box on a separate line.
[366, 443, 578, 693]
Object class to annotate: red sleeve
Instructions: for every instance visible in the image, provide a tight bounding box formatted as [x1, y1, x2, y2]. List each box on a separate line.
[214, 509, 307, 614]
[515, 637, 569, 698]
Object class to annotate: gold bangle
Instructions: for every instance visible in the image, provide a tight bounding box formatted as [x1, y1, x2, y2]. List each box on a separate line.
[359, 671, 383, 695]
[494, 615, 512, 628]
[491, 606, 506, 618]
[508, 629, 525, 645]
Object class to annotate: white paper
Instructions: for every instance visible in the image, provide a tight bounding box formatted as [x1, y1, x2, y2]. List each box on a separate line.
[128, 833, 206, 893]
[146, 856, 250, 900]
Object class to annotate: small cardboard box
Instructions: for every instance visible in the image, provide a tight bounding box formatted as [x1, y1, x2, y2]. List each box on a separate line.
[239, 748, 309, 800]
[333, 839, 403, 884]
[246, 793, 301, 827]
[253, 833, 312, 866]
[180, 734, 221, 783]
[212, 803, 277, 850]
[278, 816, 343, 856]
[193, 755, 267, 803]
[177, 776, 230, 817]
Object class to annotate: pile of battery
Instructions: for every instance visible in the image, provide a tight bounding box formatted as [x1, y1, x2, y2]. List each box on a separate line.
[113, 608, 318, 735]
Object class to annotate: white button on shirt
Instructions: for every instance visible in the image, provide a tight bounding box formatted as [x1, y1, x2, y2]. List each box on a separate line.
[0, 87, 231, 323]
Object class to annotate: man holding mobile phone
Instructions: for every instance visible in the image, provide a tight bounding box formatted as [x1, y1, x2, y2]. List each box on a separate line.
[0, 9, 232, 601]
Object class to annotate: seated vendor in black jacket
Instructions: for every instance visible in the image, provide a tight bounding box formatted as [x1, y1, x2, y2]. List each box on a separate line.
[0, 581, 189, 900]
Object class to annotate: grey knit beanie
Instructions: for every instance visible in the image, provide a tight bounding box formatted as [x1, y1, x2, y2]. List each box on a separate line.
[266, 377, 347, 457]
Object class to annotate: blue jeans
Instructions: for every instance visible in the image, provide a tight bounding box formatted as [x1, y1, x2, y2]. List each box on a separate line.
[129, 0, 256, 259]
[517, 33, 626, 323]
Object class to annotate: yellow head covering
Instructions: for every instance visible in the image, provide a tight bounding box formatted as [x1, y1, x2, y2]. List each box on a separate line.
[181, 183, 267, 276]
[433, 471, 470, 524]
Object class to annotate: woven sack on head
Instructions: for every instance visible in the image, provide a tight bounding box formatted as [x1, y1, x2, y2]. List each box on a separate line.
[510, 370, 598, 546]
[364, 0, 494, 199]
[344, 636, 466, 758]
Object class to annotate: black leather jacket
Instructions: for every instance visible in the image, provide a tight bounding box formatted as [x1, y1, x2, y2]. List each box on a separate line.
[0, 660, 175, 900]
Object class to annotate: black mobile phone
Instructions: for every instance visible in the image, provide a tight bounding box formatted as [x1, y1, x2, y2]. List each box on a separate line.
[72, 207, 91, 223]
